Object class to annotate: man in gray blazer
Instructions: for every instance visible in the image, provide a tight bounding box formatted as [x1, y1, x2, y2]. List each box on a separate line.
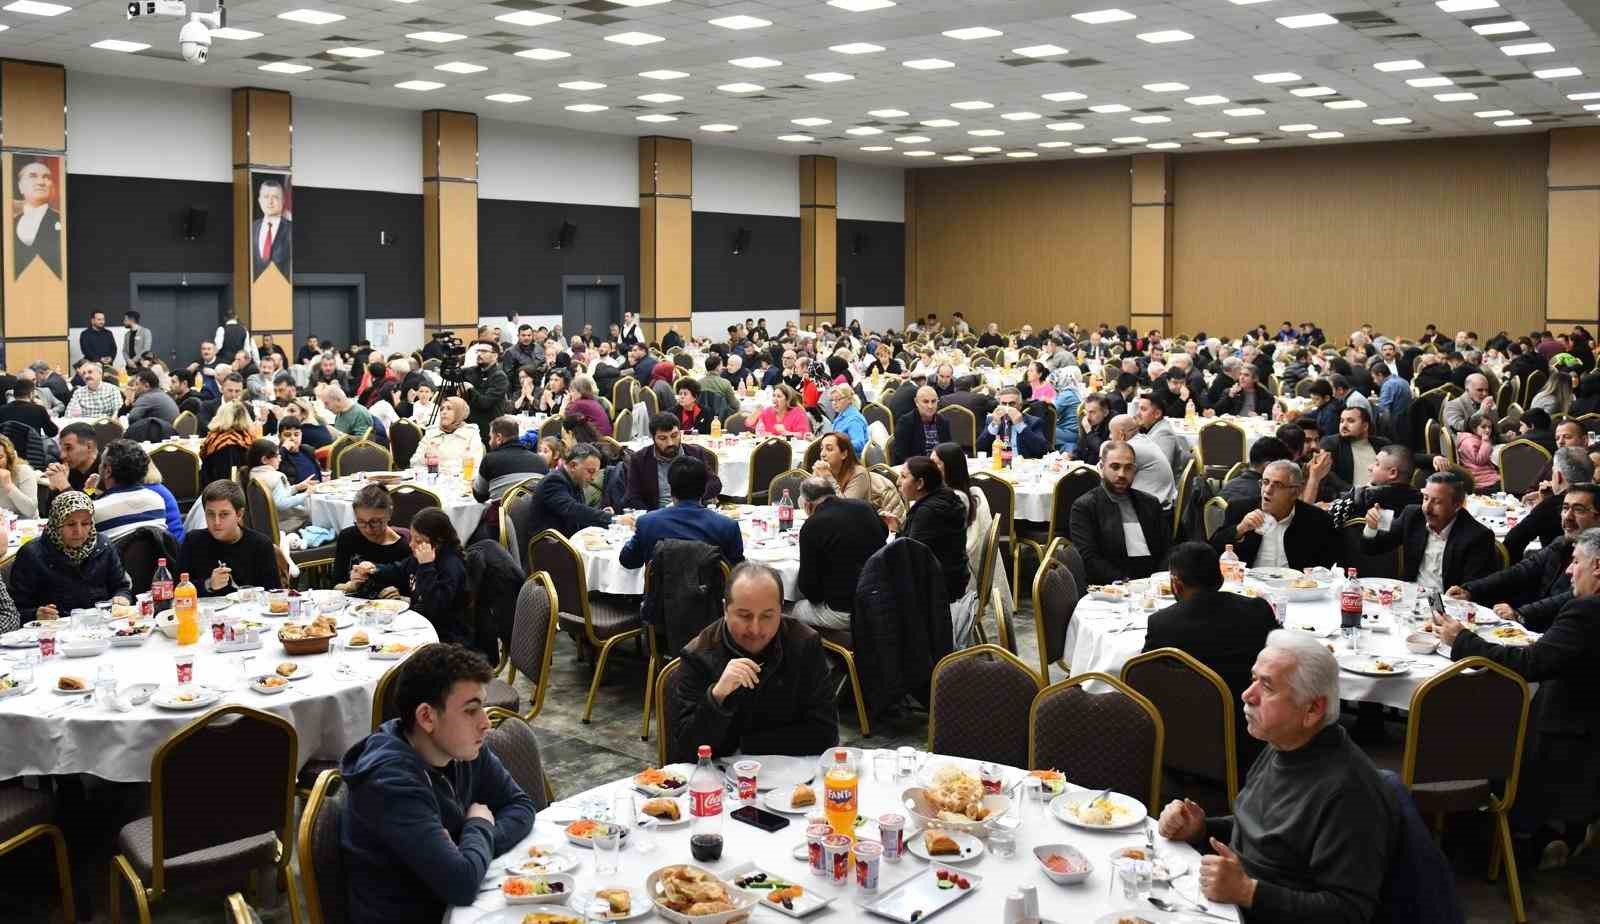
[1441, 373, 1496, 434]
[121, 311, 152, 366]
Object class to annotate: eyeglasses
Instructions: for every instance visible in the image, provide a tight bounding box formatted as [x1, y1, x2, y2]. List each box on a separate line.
[355, 517, 388, 529]
[1261, 480, 1299, 492]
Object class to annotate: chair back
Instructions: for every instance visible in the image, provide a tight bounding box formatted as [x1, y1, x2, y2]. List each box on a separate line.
[1338, 518, 1402, 579]
[1031, 555, 1078, 680]
[1122, 649, 1239, 810]
[1046, 535, 1088, 597]
[937, 405, 977, 455]
[1497, 439, 1550, 498]
[484, 710, 553, 811]
[1522, 368, 1548, 407]
[862, 441, 888, 467]
[637, 386, 660, 420]
[1025, 402, 1058, 445]
[1495, 377, 1519, 414]
[388, 484, 443, 529]
[801, 438, 824, 473]
[150, 706, 297, 893]
[371, 662, 403, 730]
[506, 572, 560, 720]
[527, 529, 592, 632]
[862, 402, 894, 436]
[93, 417, 125, 448]
[971, 472, 1016, 546]
[387, 420, 422, 470]
[1202, 497, 1228, 540]
[115, 527, 174, 594]
[1029, 674, 1164, 815]
[1402, 657, 1530, 803]
[1171, 457, 1198, 540]
[654, 657, 685, 767]
[334, 441, 393, 477]
[747, 437, 793, 504]
[723, 412, 749, 435]
[767, 468, 810, 506]
[972, 514, 1011, 650]
[243, 477, 280, 538]
[173, 410, 198, 437]
[611, 408, 631, 442]
[150, 444, 202, 505]
[1196, 421, 1247, 472]
[295, 770, 346, 924]
[1050, 467, 1102, 539]
[928, 645, 1042, 769]
[1423, 419, 1443, 457]
[225, 894, 261, 924]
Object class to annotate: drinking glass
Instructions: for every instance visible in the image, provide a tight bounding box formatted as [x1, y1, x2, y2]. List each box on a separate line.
[12, 652, 36, 688]
[1019, 777, 1046, 825]
[173, 652, 195, 685]
[988, 820, 1018, 859]
[234, 655, 255, 690]
[611, 789, 635, 827]
[94, 663, 118, 710]
[592, 830, 621, 876]
[872, 750, 896, 783]
[1114, 857, 1153, 901]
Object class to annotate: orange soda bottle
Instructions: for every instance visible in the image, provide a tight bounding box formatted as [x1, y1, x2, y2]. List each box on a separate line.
[174, 572, 199, 645]
[824, 748, 859, 838]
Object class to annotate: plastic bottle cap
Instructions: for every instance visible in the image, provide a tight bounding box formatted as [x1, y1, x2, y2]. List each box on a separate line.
[698, 745, 712, 758]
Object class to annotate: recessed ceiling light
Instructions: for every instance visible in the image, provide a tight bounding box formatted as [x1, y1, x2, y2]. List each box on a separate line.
[1225, 107, 1266, 116]
[1046, 122, 1083, 131]
[1076, 146, 1108, 154]
[1006, 151, 1039, 158]
[1229, 0, 1273, 4]
[559, 80, 606, 91]
[1473, 21, 1528, 36]
[860, 146, 893, 152]
[868, 109, 909, 118]
[1038, 141, 1073, 148]
[1001, 112, 1041, 121]
[1372, 117, 1413, 125]
[1185, 95, 1229, 106]
[279, 9, 344, 25]
[1307, 130, 1344, 139]
[969, 146, 1002, 153]
[1437, 0, 1498, 11]
[1324, 99, 1367, 109]
[1290, 86, 1335, 97]
[951, 100, 994, 110]
[1112, 135, 1148, 144]
[1374, 59, 1425, 72]
[259, 62, 313, 74]
[894, 135, 931, 143]
[638, 93, 683, 103]
[435, 61, 486, 74]
[1406, 76, 1453, 88]
[640, 70, 690, 80]
[905, 151, 937, 157]
[806, 72, 854, 82]
[1014, 44, 1069, 58]
[701, 124, 739, 132]
[792, 117, 832, 127]
[1277, 13, 1336, 28]
[968, 129, 1005, 136]
[1224, 137, 1261, 144]
[718, 83, 764, 93]
[395, 79, 445, 91]
[1089, 103, 1131, 113]
[613, 0, 672, 6]
[1143, 82, 1189, 92]
[494, 11, 560, 26]
[1501, 42, 1554, 56]
[637, 114, 677, 123]
[1278, 123, 1317, 132]
[209, 28, 262, 40]
[731, 56, 782, 68]
[1434, 92, 1478, 101]
[485, 93, 531, 103]
[829, 0, 896, 10]
[608, 32, 665, 46]
[943, 26, 1002, 40]
[831, 43, 884, 54]
[1072, 10, 1136, 25]
[329, 46, 383, 58]
[91, 39, 150, 53]
[847, 126, 884, 135]
[778, 134, 814, 142]
[1495, 118, 1532, 126]
[516, 48, 571, 61]
[565, 104, 608, 113]
[1194, 131, 1230, 138]
[407, 31, 465, 42]
[903, 59, 955, 70]
[944, 155, 974, 162]
[1132, 115, 1172, 124]
[921, 119, 960, 128]
[1253, 72, 1301, 84]
[1138, 30, 1193, 43]
[1474, 109, 1514, 117]
[1147, 142, 1181, 149]
[1535, 67, 1583, 79]
[1588, 104, 1600, 111]
[1568, 92, 1600, 101]
[1041, 91, 1087, 102]
[711, 15, 771, 29]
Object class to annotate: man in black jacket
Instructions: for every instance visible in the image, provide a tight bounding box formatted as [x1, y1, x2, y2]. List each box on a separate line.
[1211, 364, 1275, 418]
[1360, 471, 1497, 592]
[461, 342, 509, 444]
[1321, 445, 1422, 525]
[1451, 483, 1600, 628]
[892, 386, 952, 464]
[1221, 437, 1291, 507]
[793, 478, 888, 629]
[1511, 435, 1591, 557]
[472, 416, 547, 502]
[1304, 407, 1388, 502]
[526, 444, 634, 537]
[1210, 460, 1336, 570]
[667, 562, 839, 764]
[626, 341, 658, 384]
[1069, 440, 1169, 585]
[623, 414, 722, 510]
[1072, 394, 1112, 465]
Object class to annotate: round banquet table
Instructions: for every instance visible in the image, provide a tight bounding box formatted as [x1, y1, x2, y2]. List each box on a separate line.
[1062, 575, 1522, 710]
[627, 436, 809, 501]
[573, 506, 805, 600]
[1168, 415, 1282, 452]
[974, 455, 1095, 524]
[443, 753, 1238, 924]
[0, 599, 437, 782]
[308, 472, 486, 543]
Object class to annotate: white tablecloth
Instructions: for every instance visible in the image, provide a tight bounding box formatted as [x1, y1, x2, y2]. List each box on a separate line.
[627, 436, 809, 501]
[973, 456, 1096, 524]
[443, 753, 1236, 924]
[0, 602, 437, 782]
[573, 511, 803, 600]
[308, 474, 485, 543]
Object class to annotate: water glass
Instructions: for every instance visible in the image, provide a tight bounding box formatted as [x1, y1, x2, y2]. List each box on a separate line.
[94, 663, 118, 710]
[612, 789, 635, 827]
[1114, 856, 1153, 901]
[988, 821, 1018, 859]
[1019, 777, 1046, 825]
[896, 746, 919, 779]
[234, 655, 255, 690]
[12, 652, 36, 688]
[592, 830, 621, 876]
[872, 750, 896, 783]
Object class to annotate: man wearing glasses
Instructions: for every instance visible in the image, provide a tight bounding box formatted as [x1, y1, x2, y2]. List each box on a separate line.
[1209, 459, 1336, 571]
[1448, 482, 1600, 629]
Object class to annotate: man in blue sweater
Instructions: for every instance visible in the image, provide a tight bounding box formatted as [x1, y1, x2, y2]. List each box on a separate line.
[620, 454, 743, 568]
[341, 643, 536, 924]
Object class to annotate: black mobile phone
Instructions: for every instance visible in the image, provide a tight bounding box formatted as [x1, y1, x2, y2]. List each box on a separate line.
[730, 805, 791, 833]
[1428, 590, 1445, 617]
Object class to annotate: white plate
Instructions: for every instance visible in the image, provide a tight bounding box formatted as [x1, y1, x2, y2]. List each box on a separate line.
[50, 679, 93, 695]
[644, 866, 758, 924]
[1287, 623, 1337, 638]
[0, 629, 38, 648]
[637, 795, 691, 827]
[1109, 846, 1189, 883]
[1088, 588, 1132, 604]
[0, 679, 34, 699]
[368, 644, 413, 660]
[1281, 581, 1331, 601]
[1338, 656, 1413, 677]
[265, 662, 313, 681]
[151, 686, 222, 710]
[109, 627, 154, 647]
[725, 861, 832, 918]
[857, 864, 981, 923]
[496, 844, 578, 877]
[1478, 625, 1536, 647]
[631, 764, 693, 797]
[905, 829, 984, 864]
[1246, 567, 1301, 585]
[497, 873, 576, 905]
[61, 639, 110, 658]
[727, 754, 815, 792]
[563, 820, 627, 849]
[570, 885, 653, 921]
[1049, 790, 1148, 831]
[249, 676, 291, 695]
[762, 787, 817, 815]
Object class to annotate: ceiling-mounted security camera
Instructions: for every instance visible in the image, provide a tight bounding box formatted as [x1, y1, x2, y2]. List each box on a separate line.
[127, 0, 226, 66]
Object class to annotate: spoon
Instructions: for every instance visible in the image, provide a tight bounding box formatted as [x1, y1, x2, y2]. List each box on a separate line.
[1148, 896, 1234, 921]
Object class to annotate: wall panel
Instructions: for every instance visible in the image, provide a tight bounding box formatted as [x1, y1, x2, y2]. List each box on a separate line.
[478, 198, 640, 318]
[1172, 135, 1547, 338]
[692, 211, 799, 310]
[837, 219, 904, 309]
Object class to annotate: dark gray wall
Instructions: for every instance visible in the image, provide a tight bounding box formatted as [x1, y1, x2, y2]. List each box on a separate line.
[478, 198, 640, 317]
[692, 211, 800, 311]
[292, 186, 422, 319]
[838, 219, 905, 307]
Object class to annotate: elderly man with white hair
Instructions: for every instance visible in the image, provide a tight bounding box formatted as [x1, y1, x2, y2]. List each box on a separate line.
[1159, 629, 1398, 920]
[320, 384, 373, 440]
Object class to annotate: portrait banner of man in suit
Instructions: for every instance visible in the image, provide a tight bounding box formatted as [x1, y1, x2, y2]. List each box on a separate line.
[12, 155, 63, 280]
[251, 172, 292, 280]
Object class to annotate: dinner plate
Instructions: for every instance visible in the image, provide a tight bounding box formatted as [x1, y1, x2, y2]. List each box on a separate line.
[762, 787, 817, 815]
[249, 676, 291, 695]
[725, 861, 832, 918]
[726, 754, 814, 792]
[632, 764, 693, 797]
[0, 629, 38, 648]
[494, 844, 578, 877]
[1049, 790, 1148, 831]
[498, 873, 576, 906]
[637, 795, 690, 827]
[1109, 846, 1189, 883]
[1338, 656, 1413, 677]
[1087, 587, 1132, 604]
[266, 663, 314, 681]
[905, 829, 984, 864]
[50, 679, 93, 695]
[563, 820, 627, 848]
[151, 686, 223, 710]
[368, 643, 413, 660]
[1287, 623, 1337, 638]
[1478, 625, 1536, 647]
[569, 885, 652, 921]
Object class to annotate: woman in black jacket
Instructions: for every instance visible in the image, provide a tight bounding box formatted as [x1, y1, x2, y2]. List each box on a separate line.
[10, 491, 133, 620]
[885, 456, 968, 601]
[350, 507, 470, 645]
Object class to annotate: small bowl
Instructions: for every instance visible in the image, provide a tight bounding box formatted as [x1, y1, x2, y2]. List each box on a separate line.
[1033, 843, 1092, 884]
[1405, 632, 1439, 655]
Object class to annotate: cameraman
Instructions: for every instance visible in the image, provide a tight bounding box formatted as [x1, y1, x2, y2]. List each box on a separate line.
[460, 340, 509, 444]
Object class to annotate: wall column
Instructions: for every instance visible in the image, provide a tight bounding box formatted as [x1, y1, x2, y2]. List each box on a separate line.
[232, 88, 293, 341]
[799, 155, 837, 330]
[1129, 153, 1173, 337]
[639, 136, 691, 344]
[0, 60, 68, 371]
[1547, 128, 1600, 332]
[423, 110, 479, 340]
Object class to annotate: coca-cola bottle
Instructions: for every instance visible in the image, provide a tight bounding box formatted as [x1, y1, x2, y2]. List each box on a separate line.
[151, 558, 175, 615]
[1339, 567, 1364, 648]
[689, 745, 723, 861]
[777, 490, 795, 532]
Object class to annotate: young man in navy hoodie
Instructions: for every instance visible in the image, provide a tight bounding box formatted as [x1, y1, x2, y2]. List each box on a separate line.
[340, 643, 536, 923]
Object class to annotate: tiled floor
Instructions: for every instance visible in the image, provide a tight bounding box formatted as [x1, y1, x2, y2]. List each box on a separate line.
[7, 596, 1598, 921]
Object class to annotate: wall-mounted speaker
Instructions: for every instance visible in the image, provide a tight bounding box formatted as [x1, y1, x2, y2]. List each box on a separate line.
[851, 232, 869, 256]
[553, 221, 578, 251]
[182, 207, 208, 241]
[732, 226, 752, 255]
[378, 230, 395, 247]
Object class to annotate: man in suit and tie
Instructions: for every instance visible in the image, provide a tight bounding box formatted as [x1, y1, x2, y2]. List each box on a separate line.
[1069, 440, 1169, 585]
[1361, 470, 1498, 592]
[251, 177, 292, 279]
[1209, 459, 1336, 571]
[13, 158, 61, 279]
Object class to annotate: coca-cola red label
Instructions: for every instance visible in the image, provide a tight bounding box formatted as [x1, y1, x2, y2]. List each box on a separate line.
[1340, 590, 1362, 614]
[152, 581, 173, 601]
[691, 787, 722, 817]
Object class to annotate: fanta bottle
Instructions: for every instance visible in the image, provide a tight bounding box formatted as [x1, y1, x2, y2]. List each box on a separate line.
[824, 748, 858, 838]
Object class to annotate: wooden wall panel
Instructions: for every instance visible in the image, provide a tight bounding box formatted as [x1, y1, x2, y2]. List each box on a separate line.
[639, 136, 692, 341]
[908, 158, 1131, 332]
[1550, 128, 1600, 188]
[0, 62, 67, 370]
[0, 61, 64, 152]
[1172, 135, 1547, 339]
[1547, 189, 1600, 325]
[423, 110, 477, 331]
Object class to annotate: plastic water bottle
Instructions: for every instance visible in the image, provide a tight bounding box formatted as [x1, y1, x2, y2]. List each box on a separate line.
[1219, 544, 1243, 584]
[778, 490, 795, 532]
[689, 745, 724, 861]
